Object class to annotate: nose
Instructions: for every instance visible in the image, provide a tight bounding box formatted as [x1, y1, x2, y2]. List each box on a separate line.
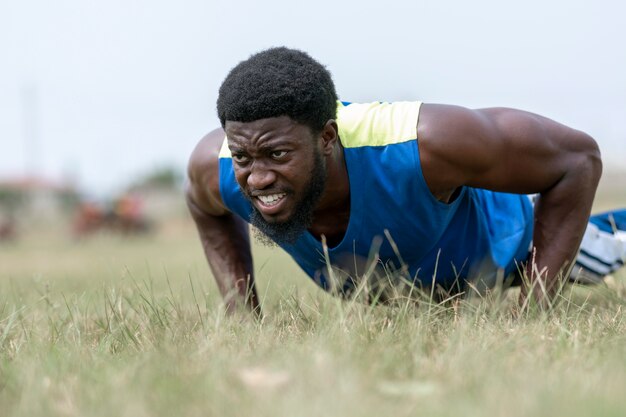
[247, 162, 277, 190]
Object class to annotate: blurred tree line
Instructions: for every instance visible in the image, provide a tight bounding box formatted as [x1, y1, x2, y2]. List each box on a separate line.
[129, 166, 183, 191]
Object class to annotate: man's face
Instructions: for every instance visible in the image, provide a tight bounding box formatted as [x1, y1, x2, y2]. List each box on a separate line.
[225, 117, 328, 245]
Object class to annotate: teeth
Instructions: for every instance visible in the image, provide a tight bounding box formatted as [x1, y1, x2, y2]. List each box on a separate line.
[258, 193, 286, 206]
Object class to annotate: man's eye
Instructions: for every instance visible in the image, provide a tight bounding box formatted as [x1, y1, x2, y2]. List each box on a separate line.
[271, 150, 287, 159]
[233, 154, 249, 163]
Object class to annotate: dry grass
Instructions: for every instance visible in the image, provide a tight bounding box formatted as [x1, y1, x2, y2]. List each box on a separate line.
[2, 212, 626, 416]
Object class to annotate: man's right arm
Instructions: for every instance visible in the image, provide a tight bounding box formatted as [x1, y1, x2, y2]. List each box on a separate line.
[185, 128, 260, 315]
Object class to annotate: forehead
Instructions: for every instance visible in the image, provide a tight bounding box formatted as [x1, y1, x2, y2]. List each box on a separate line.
[225, 116, 314, 147]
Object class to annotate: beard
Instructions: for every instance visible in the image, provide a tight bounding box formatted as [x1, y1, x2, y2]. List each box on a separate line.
[247, 149, 327, 247]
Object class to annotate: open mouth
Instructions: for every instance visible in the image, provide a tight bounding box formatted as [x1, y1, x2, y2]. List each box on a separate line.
[257, 193, 286, 206]
[255, 193, 288, 214]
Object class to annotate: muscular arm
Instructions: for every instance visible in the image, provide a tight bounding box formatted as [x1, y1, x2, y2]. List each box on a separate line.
[186, 128, 261, 315]
[417, 104, 602, 304]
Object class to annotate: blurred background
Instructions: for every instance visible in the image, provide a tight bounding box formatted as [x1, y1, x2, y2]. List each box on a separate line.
[1, 0, 625, 242]
[1, 4, 625, 414]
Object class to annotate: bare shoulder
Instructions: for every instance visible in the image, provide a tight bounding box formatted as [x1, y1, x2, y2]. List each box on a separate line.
[416, 103, 499, 194]
[416, 102, 600, 194]
[417, 103, 498, 156]
[186, 128, 229, 216]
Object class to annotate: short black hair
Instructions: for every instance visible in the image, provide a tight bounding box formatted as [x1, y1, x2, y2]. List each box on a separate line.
[217, 47, 338, 133]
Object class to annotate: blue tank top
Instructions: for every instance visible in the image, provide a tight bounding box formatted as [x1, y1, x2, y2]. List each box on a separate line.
[218, 101, 534, 292]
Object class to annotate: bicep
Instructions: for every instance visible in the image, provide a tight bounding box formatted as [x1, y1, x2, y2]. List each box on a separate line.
[186, 128, 230, 217]
[417, 104, 599, 195]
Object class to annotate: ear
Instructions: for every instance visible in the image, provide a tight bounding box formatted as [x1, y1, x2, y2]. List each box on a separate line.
[320, 120, 339, 156]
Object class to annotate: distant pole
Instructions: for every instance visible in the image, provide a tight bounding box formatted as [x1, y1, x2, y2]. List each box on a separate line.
[21, 84, 41, 178]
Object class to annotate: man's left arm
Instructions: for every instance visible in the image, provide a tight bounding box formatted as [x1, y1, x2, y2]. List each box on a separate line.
[417, 104, 602, 304]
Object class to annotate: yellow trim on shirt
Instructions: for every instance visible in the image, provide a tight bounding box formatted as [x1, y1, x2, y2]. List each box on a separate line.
[218, 135, 232, 158]
[337, 101, 421, 148]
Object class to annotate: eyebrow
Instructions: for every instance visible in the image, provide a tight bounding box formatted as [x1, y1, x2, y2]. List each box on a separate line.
[256, 140, 293, 149]
[228, 139, 294, 152]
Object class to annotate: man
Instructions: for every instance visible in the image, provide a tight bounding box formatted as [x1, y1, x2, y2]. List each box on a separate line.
[187, 47, 624, 314]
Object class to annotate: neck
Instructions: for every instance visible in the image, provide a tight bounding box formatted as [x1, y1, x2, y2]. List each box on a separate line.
[309, 142, 351, 244]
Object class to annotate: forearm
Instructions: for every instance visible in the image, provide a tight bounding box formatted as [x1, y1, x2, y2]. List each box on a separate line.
[524, 156, 601, 302]
[188, 199, 260, 315]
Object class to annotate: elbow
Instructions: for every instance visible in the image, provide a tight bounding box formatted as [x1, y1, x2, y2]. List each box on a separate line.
[566, 132, 602, 192]
[582, 133, 602, 186]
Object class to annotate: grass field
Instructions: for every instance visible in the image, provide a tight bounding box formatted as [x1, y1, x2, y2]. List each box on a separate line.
[2, 193, 626, 416]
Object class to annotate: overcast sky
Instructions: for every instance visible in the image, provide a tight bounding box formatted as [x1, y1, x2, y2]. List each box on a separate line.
[1, 0, 625, 194]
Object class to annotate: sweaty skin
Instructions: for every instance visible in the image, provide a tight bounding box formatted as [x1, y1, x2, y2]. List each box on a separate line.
[187, 104, 601, 313]
[225, 117, 350, 245]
